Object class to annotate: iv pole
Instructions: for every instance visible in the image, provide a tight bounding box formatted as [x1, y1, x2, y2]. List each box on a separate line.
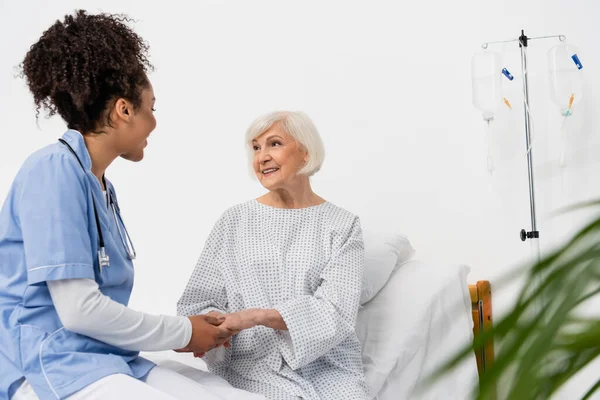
[518, 30, 541, 262]
[482, 30, 566, 263]
[482, 31, 567, 317]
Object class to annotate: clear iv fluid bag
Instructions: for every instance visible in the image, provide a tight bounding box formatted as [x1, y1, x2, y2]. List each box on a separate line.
[548, 43, 583, 113]
[472, 51, 503, 120]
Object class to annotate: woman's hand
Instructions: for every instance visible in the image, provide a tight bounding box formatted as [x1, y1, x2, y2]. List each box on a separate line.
[220, 309, 260, 332]
[205, 311, 225, 319]
[221, 308, 288, 332]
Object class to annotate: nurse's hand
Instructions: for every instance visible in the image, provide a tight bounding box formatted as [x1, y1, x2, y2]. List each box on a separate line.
[175, 315, 231, 354]
[204, 311, 232, 350]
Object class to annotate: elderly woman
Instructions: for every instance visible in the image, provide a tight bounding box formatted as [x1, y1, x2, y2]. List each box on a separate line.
[177, 111, 369, 400]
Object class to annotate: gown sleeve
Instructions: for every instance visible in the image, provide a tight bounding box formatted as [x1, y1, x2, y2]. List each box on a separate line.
[273, 216, 364, 370]
[177, 214, 230, 316]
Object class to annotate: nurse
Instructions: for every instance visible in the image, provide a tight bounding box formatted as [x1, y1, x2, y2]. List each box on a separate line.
[0, 9, 263, 400]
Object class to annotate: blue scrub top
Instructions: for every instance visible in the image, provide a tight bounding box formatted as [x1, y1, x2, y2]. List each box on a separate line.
[0, 130, 154, 400]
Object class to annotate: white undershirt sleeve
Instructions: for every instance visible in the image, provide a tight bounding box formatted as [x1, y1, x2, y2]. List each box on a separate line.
[47, 278, 192, 352]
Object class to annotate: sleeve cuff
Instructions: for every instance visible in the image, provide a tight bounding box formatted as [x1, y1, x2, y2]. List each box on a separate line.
[27, 263, 95, 286]
[272, 304, 300, 369]
[179, 316, 193, 349]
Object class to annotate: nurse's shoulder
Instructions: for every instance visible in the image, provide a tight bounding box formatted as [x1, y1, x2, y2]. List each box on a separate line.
[14, 140, 90, 199]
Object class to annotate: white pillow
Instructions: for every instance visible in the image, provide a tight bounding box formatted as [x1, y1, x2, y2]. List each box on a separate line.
[356, 261, 477, 399]
[360, 230, 415, 305]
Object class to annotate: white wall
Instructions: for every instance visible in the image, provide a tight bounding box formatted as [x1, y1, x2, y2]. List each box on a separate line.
[1, 0, 599, 397]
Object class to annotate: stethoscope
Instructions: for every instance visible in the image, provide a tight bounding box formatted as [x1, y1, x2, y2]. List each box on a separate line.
[58, 139, 136, 271]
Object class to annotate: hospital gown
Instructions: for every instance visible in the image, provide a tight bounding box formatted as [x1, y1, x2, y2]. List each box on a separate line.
[177, 200, 369, 400]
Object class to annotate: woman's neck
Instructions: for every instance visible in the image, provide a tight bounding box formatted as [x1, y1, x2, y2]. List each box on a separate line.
[83, 132, 119, 190]
[260, 182, 325, 209]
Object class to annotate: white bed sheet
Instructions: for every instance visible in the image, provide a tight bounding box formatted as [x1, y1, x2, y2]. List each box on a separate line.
[142, 260, 479, 400]
[356, 260, 479, 400]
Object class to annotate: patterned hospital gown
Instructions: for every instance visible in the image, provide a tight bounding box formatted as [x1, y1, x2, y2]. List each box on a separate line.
[177, 200, 369, 400]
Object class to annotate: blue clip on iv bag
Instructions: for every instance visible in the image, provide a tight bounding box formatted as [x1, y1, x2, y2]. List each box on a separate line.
[571, 54, 583, 70]
[502, 68, 514, 81]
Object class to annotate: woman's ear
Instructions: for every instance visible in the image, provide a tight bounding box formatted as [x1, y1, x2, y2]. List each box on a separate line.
[303, 152, 309, 165]
[114, 98, 131, 120]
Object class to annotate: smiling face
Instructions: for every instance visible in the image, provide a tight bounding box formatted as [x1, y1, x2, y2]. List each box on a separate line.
[251, 123, 309, 191]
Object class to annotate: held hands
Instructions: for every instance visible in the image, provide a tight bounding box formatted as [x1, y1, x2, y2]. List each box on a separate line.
[174, 314, 232, 355]
[179, 309, 282, 358]
[191, 309, 261, 358]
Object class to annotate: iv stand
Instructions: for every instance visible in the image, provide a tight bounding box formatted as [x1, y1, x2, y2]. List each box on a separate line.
[482, 31, 566, 322]
[482, 30, 566, 263]
[518, 30, 541, 263]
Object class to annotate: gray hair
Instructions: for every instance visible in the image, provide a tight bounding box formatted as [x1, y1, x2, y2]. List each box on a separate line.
[245, 111, 325, 177]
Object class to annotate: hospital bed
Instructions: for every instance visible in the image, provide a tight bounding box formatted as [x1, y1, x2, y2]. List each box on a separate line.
[143, 258, 492, 400]
[14, 230, 492, 400]
[353, 259, 484, 399]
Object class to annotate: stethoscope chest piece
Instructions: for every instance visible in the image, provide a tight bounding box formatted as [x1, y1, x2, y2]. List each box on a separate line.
[98, 247, 110, 272]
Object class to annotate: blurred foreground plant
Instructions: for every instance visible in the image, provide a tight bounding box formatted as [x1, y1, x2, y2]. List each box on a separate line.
[426, 200, 600, 400]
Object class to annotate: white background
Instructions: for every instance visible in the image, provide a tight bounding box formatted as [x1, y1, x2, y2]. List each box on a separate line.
[1, 1, 599, 397]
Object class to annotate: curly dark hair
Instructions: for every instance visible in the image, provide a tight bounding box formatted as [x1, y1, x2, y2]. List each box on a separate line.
[20, 10, 153, 133]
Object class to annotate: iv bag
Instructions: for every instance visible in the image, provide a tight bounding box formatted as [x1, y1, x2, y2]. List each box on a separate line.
[471, 51, 503, 121]
[548, 43, 583, 114]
